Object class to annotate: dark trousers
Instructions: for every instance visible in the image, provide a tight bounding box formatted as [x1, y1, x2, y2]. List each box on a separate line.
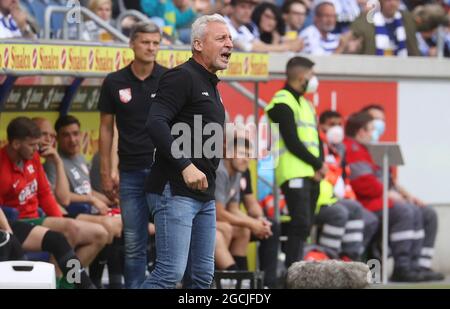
[374, 203, 438, 271]
[375, 202, 415, 270]
[410, 205, 438, 270]
[258, 218, 281, 288]
[281, 178, 320, 268]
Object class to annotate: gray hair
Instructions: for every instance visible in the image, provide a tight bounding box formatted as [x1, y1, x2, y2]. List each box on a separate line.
[314, 0, 336, 16]
[129, 21, 161, 42]
[190, 14, 228, 47]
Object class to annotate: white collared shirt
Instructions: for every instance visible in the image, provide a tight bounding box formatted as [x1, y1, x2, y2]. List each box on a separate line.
[300, 24, 340, 55]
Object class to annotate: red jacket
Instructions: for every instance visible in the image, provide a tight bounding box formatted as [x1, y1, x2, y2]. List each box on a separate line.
[343, 137, 392, 212]
[0, 146, 62, 219]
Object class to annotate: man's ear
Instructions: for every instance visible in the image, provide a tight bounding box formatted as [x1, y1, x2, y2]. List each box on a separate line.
[193, 39, 203, 52]
[297, 73, 307, 90]
[129, 36, 135, 49]
[11, 139, 21, 151]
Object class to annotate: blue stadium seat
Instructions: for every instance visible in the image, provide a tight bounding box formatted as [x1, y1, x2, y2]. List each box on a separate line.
[66, 203, 92, 217]
[21, 0, 65, 37]
[1, 206, 19, 222]
[24, 251, 51, 262]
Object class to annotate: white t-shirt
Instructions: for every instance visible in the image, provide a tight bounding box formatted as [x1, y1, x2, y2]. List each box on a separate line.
[299, 24, 340, 55]
[0, 12, 22, 39]
[224, 16, 255, 52]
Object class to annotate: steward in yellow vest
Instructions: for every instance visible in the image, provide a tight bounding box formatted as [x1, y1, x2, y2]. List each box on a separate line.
[265, 56, 326, 268]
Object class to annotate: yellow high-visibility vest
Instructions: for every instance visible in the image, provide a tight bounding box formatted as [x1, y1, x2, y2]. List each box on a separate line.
[316, 180, 339, 213]
[265, 89, 320, 187]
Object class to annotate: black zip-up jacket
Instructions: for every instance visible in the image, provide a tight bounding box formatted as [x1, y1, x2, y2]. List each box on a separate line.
[145, 58, 225, 201]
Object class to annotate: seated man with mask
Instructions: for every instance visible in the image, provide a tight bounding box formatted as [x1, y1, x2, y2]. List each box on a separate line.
[311, 110, 379, 261]
[360, 104, 442, 278]
[344, 111, 443, 282]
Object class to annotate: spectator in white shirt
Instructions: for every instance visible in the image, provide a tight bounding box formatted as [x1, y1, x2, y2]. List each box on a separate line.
[0, 0, 36, 39]
[300, 0, 341, 54]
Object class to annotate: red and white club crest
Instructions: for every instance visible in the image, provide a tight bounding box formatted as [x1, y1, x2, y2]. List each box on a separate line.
[119, 88, 132, 104]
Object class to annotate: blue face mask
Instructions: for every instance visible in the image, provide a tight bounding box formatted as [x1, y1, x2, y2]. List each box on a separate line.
[371, 129, 381, 142]
[372, 119, 385, 138]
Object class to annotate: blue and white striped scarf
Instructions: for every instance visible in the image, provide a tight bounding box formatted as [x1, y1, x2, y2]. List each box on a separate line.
[0, 14, 19, 32]
[374, 11, 407, 57]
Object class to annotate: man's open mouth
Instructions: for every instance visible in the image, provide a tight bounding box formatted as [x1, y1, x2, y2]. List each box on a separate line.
[221, 52, 231, 61]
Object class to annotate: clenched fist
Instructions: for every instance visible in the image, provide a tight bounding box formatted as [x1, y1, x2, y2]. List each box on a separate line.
[182, 164, 208, 191]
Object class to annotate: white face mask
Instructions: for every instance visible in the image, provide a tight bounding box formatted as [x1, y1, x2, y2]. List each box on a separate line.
[326, 125, 344, 144]
[372, 119, 386, 137]
[305, 76, 319, 93]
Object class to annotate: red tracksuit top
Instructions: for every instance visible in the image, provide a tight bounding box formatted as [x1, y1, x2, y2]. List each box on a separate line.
[343, 137, 393, 212]
[0, 146, 62, 219]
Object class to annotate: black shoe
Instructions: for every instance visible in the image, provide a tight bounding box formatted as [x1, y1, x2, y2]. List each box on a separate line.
[390, 268, 425, 283]
[419, 268, 445, 282]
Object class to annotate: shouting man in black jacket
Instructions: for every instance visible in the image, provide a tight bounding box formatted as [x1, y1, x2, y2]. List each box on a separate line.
[142, 14, 233, 289]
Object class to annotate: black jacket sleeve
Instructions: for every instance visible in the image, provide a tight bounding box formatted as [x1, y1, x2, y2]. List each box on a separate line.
[146, 68, 192, 171]
[267, 103, 323, 171]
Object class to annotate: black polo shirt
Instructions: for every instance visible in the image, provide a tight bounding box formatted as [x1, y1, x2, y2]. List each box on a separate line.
[98, 62, 167, 171]
[145, 58, 225, 202]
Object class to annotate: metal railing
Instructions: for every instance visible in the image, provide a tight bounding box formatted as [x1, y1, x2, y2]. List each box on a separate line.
[44, 5, 129, 43]
[116, 9, 155, 34]
[436, 26, 446, 59]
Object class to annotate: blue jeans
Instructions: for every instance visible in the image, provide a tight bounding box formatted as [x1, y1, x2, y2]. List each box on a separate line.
[141, 184, 216, 289]
[119, 169, 151, 289]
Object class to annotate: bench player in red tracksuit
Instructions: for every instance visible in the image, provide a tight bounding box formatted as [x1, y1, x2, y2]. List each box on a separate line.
[0, 117, 108, 286]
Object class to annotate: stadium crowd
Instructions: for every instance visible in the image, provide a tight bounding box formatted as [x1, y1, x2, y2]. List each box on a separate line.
[0, 0, 449, 57]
